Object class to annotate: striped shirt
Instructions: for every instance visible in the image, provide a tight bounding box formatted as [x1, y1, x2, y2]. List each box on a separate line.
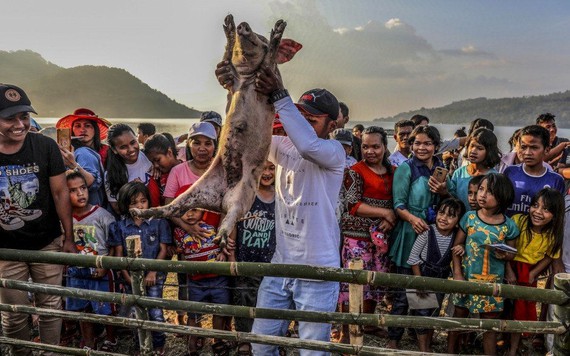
[407, 225, 454, 266]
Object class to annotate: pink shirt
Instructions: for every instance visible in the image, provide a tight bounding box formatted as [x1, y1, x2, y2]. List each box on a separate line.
[163, 161, 201, 198]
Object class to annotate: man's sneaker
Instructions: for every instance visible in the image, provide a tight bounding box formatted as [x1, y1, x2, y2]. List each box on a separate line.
[0, 205, 24, 230]
[8, 204, 42, 221]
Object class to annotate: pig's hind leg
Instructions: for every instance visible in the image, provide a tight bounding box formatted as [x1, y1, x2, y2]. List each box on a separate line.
[131, 163, 226, 219]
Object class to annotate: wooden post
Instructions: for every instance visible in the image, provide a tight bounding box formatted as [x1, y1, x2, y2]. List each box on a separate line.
[552, 273, 570, 356]
[348, 258, 364, 345]
[126, 235, 153, 356]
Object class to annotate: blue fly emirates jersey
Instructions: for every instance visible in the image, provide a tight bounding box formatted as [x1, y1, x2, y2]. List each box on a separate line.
[503, 164, 564, 217]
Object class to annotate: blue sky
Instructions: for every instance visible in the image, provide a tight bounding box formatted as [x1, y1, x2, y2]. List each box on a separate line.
[2, 0, 570, 120]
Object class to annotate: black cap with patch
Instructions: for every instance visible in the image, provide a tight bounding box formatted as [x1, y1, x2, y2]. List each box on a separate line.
[0, 84, 37, 118]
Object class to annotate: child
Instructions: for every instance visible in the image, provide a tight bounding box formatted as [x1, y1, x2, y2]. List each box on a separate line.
[105, 124, 161, 214]
[143, 133, 181, 203]
[227, 160, 276, 355]
[172, 188, 229, 356]
[448, 128, 501, 210]
[467, 175, 484, 211]
[108, 182, 171, 355]
[331, 128, 357, 168]
[407, 197, 465, 352]
[448, 173, 520, 355]
[387, 125, 448, 349]
[503, 125, 565, 216]
[506, 188, 564, 356]
[65, 171, 117, 351]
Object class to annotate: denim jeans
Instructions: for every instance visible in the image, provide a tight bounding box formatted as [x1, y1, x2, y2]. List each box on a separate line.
[0, 237, 63, 356]
[251, 276, 339, 356]
[120, 272, 166, 349]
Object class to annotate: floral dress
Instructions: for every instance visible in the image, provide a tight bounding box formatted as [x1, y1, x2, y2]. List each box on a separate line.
[453, 211, 519, 313]
[339, 161, 393, 303]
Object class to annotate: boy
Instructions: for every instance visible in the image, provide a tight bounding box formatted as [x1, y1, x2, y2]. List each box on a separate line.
[503, 125, 564, 216]
[467, 175, 484, 211]
[389, 119, 415, 167]
[172, 186, 229, 355]
[66, 171, 117, 351]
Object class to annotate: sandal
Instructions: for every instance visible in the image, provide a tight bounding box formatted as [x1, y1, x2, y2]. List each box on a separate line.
[211, 340, 232, 356]
[236, 342, 253, 356]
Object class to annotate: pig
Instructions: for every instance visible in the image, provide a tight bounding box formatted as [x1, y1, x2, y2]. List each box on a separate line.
[130, 15, 294, 248]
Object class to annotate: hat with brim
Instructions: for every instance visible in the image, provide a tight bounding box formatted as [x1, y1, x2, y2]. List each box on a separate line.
[56, 114, 112, 140]
[294, 88, 339, 121]
[188, 122, 217, 141]
[294, 103, 329, 118]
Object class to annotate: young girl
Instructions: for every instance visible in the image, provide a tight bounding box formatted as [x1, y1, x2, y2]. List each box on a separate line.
[388, 125, 448, 349]
[108, 182, 172, 355]
[506, 188, 564, 356]
[448, 128, 501, 210]
[143, 132, 182, 203]
[105, 124, 160, 214]
[448, 173, 520, 355]
[407, 197, 466, 353]
[227, 160, 276, 355]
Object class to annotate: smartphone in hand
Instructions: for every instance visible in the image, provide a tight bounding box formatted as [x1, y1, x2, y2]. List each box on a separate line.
[432, 166, 449, 183]
[57, 128, 72, 151]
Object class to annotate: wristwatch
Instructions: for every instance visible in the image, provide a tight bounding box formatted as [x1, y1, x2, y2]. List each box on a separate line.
[269, 89, 289, 104]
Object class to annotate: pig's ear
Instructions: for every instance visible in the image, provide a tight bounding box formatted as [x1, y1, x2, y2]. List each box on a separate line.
[276, 39, 303, 64]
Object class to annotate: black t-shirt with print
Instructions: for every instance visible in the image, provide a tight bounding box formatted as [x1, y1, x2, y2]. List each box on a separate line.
[0, 133, 66, 250]
[236, 195, 276, 263]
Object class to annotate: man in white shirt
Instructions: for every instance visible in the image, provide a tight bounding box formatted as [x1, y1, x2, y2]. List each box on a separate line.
[239, 67, 345, 355]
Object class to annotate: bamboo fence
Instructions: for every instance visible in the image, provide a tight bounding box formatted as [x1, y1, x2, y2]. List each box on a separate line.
[0, 249, 568, 354]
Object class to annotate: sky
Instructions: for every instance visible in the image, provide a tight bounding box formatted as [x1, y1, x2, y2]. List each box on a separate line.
[2, 0, 570, 120]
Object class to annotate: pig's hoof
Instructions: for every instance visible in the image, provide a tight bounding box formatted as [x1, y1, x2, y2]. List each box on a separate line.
[273, 19, 287, 37]
[130, 208, 142, 217]
[224, 14, 235, 34]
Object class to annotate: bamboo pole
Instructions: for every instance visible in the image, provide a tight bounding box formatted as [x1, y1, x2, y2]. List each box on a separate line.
[0, 249, 565, 305]
[552, 273, 570, 356]
[349, 258, 364, 345]
[0, 279, 564, 335]
[126, 235, 153, 356]
[0, 304, 407, 356]
[0, 336, 124, 356]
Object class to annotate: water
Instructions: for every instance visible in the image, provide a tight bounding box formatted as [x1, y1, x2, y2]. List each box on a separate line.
[35, 117, 570, 154]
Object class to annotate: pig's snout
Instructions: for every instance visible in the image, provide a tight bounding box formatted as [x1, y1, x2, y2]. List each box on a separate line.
[237, 22, 251, 36]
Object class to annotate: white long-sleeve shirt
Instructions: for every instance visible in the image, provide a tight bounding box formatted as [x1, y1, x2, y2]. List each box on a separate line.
[269, 96, 345, 267]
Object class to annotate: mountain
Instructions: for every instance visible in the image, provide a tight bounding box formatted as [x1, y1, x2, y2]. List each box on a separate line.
[0, 50, 201, 118]
[374, 91, 570, 127]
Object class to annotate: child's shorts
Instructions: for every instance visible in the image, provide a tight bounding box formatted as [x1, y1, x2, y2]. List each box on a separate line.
[66, 266, 112, 315]
[187, 275, 230, 319]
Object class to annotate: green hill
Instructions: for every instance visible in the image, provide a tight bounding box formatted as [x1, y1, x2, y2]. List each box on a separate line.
[0, 50, 201, 118]
[375, 91, 570, 127]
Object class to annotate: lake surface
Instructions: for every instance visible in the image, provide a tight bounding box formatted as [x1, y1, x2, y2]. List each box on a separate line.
[35, 117, 570, 154]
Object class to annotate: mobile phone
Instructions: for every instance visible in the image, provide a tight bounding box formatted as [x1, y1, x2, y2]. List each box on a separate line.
[57, 128, 72, 151]
[432, 166, 448, 183]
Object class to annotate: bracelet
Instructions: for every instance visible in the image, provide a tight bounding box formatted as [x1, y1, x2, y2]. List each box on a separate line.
[72, 164, 82, 174]
[268, 89, 289, 104]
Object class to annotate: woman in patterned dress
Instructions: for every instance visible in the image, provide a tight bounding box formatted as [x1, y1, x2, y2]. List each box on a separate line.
[338, 126, 397, 341]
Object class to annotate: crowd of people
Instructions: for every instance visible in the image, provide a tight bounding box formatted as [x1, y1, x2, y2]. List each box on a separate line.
[1, 75, 569, 356]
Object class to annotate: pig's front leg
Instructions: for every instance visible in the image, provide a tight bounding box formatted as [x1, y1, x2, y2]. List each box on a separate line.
[266, 19, 287, 63]
[223, 14, 236, 62]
